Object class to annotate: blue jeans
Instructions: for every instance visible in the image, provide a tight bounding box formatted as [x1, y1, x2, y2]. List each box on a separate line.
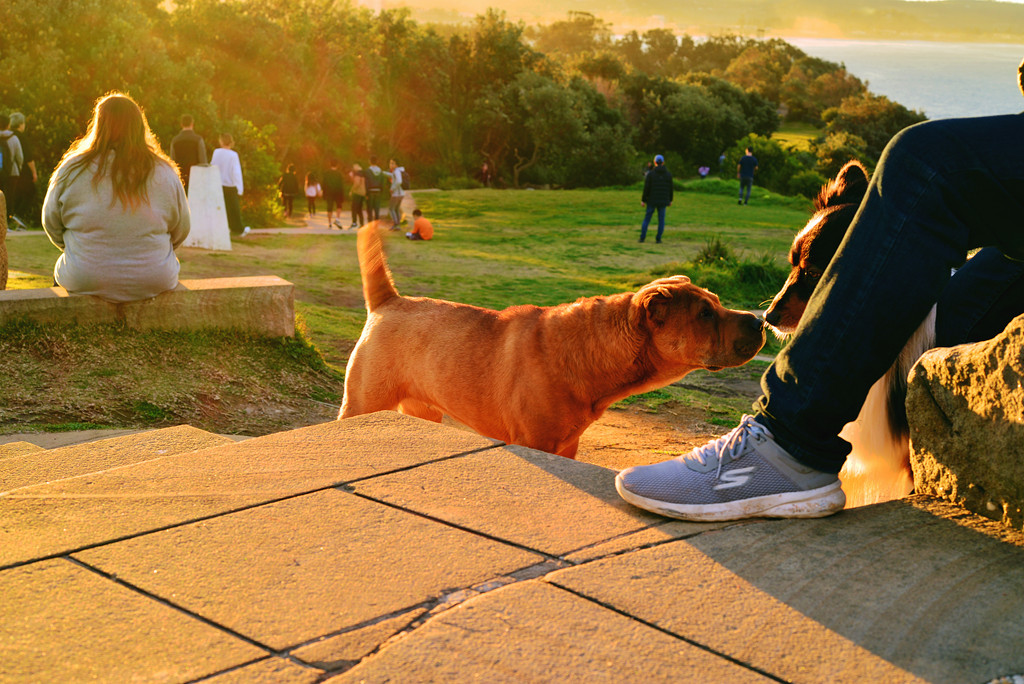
[739, 177, 753, 203]
[640, 204, 666, 241]
[754, 114, 1024, 473]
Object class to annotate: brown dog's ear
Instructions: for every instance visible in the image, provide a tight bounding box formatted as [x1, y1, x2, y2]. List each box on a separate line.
[815, 160, 869, 211]
[632, 276, 690, 327]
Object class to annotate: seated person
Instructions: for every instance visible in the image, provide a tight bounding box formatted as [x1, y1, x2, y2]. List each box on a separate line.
[42, 92, 189, 302]
[406, 208, 433, 241]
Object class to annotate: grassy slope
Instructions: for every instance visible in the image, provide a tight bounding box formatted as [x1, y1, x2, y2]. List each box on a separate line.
[3, 181, 808, 433]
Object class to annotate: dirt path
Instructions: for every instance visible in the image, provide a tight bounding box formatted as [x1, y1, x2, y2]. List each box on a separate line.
[574, 405, 729, 470]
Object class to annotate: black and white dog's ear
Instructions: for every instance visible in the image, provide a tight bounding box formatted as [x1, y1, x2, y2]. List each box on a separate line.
[815, 160, 870, 210]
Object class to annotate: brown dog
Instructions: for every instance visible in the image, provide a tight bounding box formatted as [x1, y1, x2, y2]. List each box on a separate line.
[340, 224, 765, 458]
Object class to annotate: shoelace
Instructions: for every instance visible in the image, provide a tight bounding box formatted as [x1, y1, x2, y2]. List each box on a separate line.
[684, 414, 770, 479]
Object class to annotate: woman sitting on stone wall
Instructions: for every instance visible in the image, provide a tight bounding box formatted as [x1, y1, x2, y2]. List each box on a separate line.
[42, 92, 189, 302]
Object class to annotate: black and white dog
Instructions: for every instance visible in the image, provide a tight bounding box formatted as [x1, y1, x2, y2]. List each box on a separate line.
[764, 161, 931, 507]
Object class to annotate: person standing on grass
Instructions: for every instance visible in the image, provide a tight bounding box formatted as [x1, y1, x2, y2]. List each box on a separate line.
[362, 156, 384, 221]
[169, 114, 207, 193]
[385, 158, 405, 228]
[323, 160, 346, 228]
[277, 164, 300, 218]
[639, 154, 673, 244]
[210, 133, 248, 237]
[349, 163, 366, 229]
[304, 172, 321, 217]
[737, 147, 759, 205]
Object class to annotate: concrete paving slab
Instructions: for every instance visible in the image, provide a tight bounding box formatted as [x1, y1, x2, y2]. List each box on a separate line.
[0, 558, 263, 682]
[0, 425, 232, 493]
[291, 608, 427, 672]
[563, 519, 731, 563]
[332, 580, 772, 682]
[353, 444, 707, 558]
[0, 441, 43, 458]
[549, 536, 924, 683]
[551, 499, 1024, 683]
[203, 657, 322, 683]
[74, 488, 543, 651]
[0, 413, 498, 568]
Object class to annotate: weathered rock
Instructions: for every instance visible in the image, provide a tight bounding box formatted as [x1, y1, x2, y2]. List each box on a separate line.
[907, 313, 1024, 529]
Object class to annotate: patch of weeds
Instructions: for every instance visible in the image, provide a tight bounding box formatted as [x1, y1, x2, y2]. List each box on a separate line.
[134, 401, 171, 423]
[694, 234, 735, 264]
[310, 386, 341, 404]
[613, 388, 675, 412]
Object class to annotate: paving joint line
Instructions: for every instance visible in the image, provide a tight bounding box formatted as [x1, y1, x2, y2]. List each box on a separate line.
[63, 555, 279, 656]
[0, 446, 502, 572]
[548, 582, 790, 683]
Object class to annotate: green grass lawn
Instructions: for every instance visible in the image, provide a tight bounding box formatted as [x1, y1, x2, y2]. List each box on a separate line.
[6, 182, 806, 424]
[773, 122, 823, 151]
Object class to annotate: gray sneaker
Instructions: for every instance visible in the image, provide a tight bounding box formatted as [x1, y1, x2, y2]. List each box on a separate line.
[615, 415, 845, 521]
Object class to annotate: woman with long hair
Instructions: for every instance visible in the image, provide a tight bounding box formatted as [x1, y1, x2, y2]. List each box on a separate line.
[42, 92, 189, 302]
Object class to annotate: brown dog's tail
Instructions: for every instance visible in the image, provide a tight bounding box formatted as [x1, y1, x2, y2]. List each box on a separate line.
[357, 222, 399, 312]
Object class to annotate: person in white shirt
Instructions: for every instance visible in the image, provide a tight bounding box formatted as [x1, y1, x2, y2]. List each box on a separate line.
[210, 133, 247, 237]
[385, 158, 405, 227]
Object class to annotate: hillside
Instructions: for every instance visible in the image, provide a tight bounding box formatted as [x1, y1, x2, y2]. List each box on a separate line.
[399, 0, 1024, 43]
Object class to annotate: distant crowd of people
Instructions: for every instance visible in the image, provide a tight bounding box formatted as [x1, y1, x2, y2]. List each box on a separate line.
[277, 156, 412, 232]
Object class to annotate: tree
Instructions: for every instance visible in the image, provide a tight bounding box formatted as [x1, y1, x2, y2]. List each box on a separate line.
[823, 93, 926, 160]
[529, 12, 612, 56]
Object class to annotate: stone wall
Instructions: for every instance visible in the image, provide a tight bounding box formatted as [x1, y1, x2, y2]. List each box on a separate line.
[907, 313, 1024, 529]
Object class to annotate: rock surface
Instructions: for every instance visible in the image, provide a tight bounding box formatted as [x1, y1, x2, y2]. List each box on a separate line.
[907, 313, 1024, 529]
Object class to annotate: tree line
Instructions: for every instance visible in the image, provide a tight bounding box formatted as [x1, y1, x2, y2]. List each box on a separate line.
[1, 1, 926, 220]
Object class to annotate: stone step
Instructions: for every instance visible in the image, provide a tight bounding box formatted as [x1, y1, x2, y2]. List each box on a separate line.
[0, 276, 295, 337]
[0, 425, 233, 495]
[0, 441, 45, 459]
[3, 412, 1022, 683]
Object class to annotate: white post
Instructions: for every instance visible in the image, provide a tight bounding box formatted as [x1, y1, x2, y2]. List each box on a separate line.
[183, 164, 233, 251]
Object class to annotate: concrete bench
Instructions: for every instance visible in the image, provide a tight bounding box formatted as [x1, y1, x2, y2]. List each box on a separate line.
[0, 276, 294, 337]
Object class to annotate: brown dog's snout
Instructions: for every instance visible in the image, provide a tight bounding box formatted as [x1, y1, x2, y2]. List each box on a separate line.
[733, 313, 766, 358]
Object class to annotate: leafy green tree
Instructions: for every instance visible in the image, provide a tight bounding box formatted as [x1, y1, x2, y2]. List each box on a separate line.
[813, 131, 871, 178]
[528, 12, 612, 56]
[823, 93, 926, 160]
[1, 0, 206, 178]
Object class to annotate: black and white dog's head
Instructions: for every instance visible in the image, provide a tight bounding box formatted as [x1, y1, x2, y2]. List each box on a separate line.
[764, 161, 869, 334]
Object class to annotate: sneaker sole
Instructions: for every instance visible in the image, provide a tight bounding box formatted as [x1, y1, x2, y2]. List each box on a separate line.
[615, 477, 846, 522]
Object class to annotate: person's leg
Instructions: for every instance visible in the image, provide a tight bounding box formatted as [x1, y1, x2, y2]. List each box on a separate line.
[388, 196, 401, 224]
[757, 114, 1024, 472]
[639, 204, 655, 242]
[352, 195, 364, 226]
[655, 205, 666, 242]
[935, 247, 1024, 347]
[222, 187, 242, 235]
[618, 114, 1024, 520]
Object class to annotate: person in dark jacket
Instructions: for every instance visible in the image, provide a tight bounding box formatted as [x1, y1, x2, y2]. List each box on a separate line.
[639, 154, 673, 243]
[169, 115, 207, 193]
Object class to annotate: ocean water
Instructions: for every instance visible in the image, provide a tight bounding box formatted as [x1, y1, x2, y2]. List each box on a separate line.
[787, 39, 1024, 120]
